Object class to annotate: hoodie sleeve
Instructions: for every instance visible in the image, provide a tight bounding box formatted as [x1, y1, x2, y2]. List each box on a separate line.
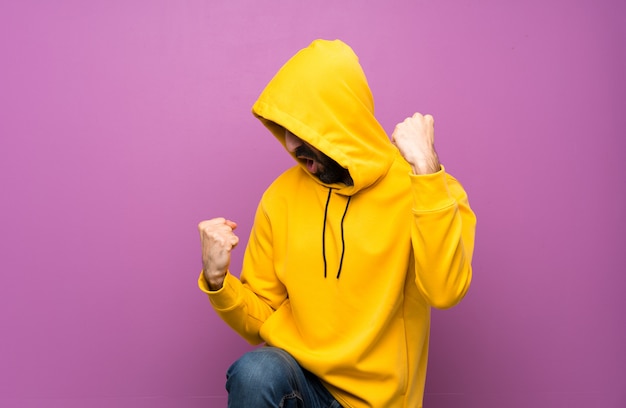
[198, 202, 287, 345]
[409, 166, 476, 309]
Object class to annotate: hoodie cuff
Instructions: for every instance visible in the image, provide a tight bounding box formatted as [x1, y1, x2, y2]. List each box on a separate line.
[409, 165, 454, 212]
[197, 271, 241, 311]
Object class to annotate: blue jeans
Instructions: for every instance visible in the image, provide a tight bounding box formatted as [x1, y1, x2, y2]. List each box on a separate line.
[226, 347, 342, 407]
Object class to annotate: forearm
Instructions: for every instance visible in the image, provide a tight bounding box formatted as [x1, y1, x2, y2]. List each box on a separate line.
[198, 272, 274, 344]
[410, 170, 476, 309]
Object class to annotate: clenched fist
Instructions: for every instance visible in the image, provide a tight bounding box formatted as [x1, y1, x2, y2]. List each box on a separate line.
[198, 218, 239, 291]
[391, 113, 441, 175]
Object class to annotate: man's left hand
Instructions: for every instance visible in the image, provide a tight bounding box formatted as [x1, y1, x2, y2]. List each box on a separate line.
[391, 112, 441, 175]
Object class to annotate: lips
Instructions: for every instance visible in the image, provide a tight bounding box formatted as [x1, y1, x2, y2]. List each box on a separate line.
[297, 154, 319, 174]
[305, 158, 319, 174]
[295, 144, 324, 175]
[295, 150, 318, 174]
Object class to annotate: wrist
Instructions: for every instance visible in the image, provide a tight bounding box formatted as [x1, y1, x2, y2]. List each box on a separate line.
[410, 155, 441, 175]
[204, 270, 226, 291]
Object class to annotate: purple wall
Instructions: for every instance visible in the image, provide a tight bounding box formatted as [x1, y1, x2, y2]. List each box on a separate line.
[1, 1, 624, 407]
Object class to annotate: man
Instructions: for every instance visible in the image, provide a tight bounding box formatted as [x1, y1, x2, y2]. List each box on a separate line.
[198, 39, 476, 407]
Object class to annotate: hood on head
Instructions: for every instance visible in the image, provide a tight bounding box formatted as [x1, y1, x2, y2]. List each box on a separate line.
[252, 39, 395, 195]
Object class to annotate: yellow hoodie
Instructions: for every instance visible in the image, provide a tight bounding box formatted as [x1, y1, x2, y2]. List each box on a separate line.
[200, 39, 476, 407]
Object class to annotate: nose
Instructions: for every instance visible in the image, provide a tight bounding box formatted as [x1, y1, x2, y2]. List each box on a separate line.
[284, 129, 303, 153]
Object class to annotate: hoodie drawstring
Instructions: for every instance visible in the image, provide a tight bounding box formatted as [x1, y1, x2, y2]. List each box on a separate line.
[322, 188, 352, 279]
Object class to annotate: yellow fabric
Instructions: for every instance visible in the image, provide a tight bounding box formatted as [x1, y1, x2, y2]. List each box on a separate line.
[200, 39, 476, 408]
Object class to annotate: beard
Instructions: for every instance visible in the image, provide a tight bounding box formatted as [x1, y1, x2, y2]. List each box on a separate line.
[295, 144, 354, 186]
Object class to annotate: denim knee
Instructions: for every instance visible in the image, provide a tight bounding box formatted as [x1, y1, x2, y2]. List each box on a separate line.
[226, 347, 302, 395]
[226, 347, 343, 408]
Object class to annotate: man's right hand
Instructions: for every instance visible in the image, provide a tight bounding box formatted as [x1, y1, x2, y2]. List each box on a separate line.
[198, 218, 239, 291]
